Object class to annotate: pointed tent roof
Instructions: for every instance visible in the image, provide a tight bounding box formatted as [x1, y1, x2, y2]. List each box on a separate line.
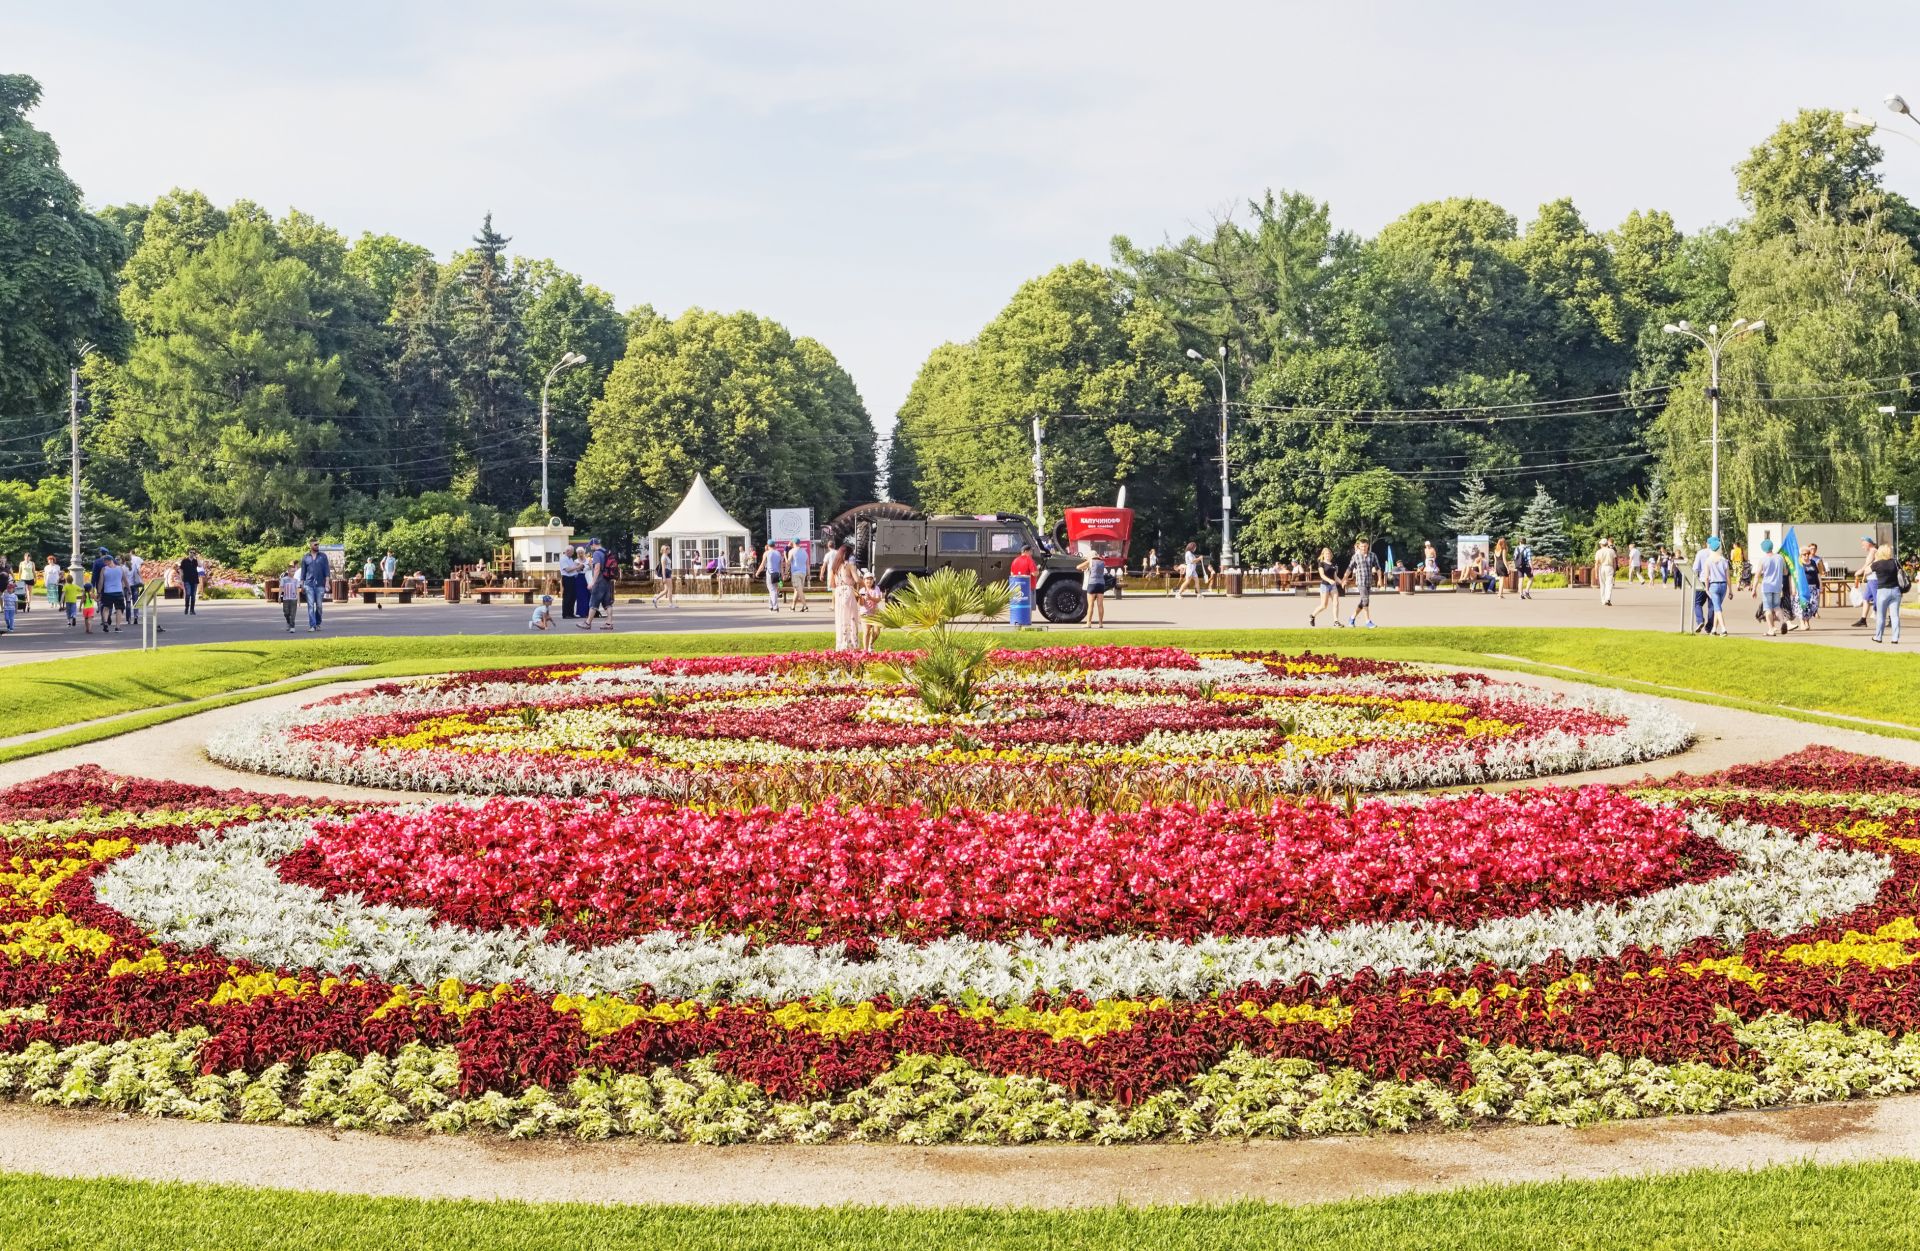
[647, 473, 750, 541]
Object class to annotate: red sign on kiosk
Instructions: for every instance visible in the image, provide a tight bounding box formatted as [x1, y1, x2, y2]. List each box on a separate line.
[1063, 507, 1134, 560]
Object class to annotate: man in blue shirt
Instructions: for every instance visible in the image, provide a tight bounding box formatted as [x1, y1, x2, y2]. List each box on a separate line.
[298, 542, 332, 632]
[98, 555, 126, 632]
[1755, 539, 1786, 635]
[755, 543, 785, 612]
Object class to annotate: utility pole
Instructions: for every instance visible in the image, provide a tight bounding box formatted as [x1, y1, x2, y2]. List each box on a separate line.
[1031, 415, 1046, 530]
[69, 342, 93, 570]
[1662, 319, 1765, 541]
[539, 351, 587, 516]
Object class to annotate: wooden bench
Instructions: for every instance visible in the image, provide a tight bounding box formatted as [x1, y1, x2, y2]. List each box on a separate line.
[360, 587, 414, 605]
[472, 585, 536, 605]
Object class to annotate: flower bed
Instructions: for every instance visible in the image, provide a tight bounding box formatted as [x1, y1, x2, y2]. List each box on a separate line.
[207, 649, 1693, 803]
[5, 753, 1920, 1141]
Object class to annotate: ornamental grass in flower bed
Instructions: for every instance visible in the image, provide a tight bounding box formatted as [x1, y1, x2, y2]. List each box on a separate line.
[206, 648, 1693, 805]
[6, 752, 1920, 1141]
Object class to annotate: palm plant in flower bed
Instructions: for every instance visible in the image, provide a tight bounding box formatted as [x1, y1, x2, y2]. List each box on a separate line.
[868, 567, 1013, 716]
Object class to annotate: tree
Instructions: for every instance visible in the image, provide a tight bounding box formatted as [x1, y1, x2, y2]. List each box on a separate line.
[1515, 483, 1569, 558]
[888, 263, 1201, 552]
[346, 232, 435, 315]
[1737, 109, 1886, 233]
[0, 74, 129, 474]
[1652, 200, 1920, 536]
[444, 214, 531, 507]
[123, 220, 346, 555]
[569, 309, 875, 546]
[1440, 469, 1507, 536]
[1636, 470, 1670, 548]
[513, 258, 626, 511]
[1321, 468, 1427, 555]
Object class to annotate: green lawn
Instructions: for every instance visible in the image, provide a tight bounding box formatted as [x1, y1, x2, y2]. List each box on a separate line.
[4, 1160, 1917, 1250]
[1, 625, 1915, 762]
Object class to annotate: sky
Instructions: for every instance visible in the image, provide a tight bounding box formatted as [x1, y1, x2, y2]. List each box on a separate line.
[13, 1, 1920, 430]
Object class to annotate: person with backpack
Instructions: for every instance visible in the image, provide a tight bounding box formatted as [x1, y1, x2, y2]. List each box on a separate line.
[1515, 538, 1536, 600]
[1078, 549, 1109, 628]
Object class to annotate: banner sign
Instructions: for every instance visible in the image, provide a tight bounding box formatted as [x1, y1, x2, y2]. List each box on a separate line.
[766, 508, 814, 544]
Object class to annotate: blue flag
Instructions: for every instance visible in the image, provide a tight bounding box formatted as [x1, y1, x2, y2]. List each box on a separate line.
[1385, 544, 1395, 573]
[1779, 526, 1812, 604]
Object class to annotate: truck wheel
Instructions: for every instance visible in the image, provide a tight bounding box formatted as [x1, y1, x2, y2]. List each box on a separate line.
[877, 571, 910, 597]
[1039, 579, 1087, 624]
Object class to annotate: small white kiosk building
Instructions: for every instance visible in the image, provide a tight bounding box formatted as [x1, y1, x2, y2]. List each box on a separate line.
[507, 520, 576, 580]
[647, 474, 751, 573]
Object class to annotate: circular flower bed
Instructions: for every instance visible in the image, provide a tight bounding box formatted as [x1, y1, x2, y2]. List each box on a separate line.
[2, 750, 1914, 1144]
[208, 648, 1693, 802]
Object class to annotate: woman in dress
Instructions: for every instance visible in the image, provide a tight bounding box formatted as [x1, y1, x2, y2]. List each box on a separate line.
[831, 540, 861, 650]
[1309, 546, 1341, 628]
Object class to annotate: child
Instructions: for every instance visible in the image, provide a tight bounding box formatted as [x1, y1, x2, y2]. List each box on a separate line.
[61, 573, 80, 626]
[529, 594, 555, 631]
[1, 574, 14, 633]
[280, 566, 299, 632]
[856, 572, 884, 652]
[80, 584, 96, 634]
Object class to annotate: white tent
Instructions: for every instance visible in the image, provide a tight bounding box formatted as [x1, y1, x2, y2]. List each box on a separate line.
[646, 474, 751, 572]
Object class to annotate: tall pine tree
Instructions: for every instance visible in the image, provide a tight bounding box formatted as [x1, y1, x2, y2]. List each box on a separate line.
[447, 214, 530, 507]
[1439, 469, 1507, 535]
[1516, 482, 1569, 558]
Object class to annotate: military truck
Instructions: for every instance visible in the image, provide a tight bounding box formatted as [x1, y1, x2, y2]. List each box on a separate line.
[830, 507, 1088, 624]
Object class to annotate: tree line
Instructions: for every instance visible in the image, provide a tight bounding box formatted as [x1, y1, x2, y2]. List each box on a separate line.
[0, 73, 877, 576]
[889, 110, 1920, 566]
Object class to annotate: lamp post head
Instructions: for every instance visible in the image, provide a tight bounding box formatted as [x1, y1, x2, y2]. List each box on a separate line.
[1880, 405, 1899, 415]
[1185, 348, 1203, 361]
[1706, 323, 1719, 337]
[1218, 344, 1227, 358]
[1890, 93, 1912, 116]
[1748, 319, 1765, 333]
[1676, 320, 1692, 333]
[565, 351, 588, 366]
[1845, 110, 1878, 131]
[1662, 323, 1680, 335]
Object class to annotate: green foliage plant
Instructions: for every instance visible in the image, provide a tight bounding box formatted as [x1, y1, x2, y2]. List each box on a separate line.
[869, 567, 1013, 716]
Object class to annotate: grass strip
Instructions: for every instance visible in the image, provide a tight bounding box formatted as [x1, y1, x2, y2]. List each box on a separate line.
[3, 1159, 1916, 1250]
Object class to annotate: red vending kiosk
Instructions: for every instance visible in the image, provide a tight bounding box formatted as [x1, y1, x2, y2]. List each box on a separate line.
[1063, 507, 1134, 579]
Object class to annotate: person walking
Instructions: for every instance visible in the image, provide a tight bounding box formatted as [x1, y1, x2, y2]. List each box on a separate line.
[1078, 549, 1109, 628]
[1172, 542, 1204, 597]
[788, 541, 812, 612]
[98, 555, 126, 631]
[755, 543, 785, 613]
[831, 540, 860, 651]
[125, 552, 143, 625]
[591, 542, 618, 630]
[576, 546, 598, 629]
[1755, 539, 1786, 635]
[1871, 543, 1906, 644]
[1592, 537, 1617, 606]
[180, 549, 202, 615]
[1309, 546, 1341, 626]
[1626, 542, 1643, 584]
[17, 554, 33, 612]
[279, 565, 299, 632]
[297, 541, 330, 632]
[856, 570, 885, 652]
[651, 545, 677, 607]
[1, 572, 15, 635]
[1515, 538, 1536, 599]
[1345, 539, 1380, 628]
[1492, 538, 1511, 599]
[1693, 537, 1730, 635]
[1852, 535, 1879, 628]
[42, 555, 60, 609]
[60, 573, 80, 626]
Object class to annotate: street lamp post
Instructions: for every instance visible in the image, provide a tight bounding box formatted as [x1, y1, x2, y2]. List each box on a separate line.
[1186, 345, 1233, 571]
[539, 352, 588, 516]
[69, 342, 94, 571]
[1661, 319, 1766, 542]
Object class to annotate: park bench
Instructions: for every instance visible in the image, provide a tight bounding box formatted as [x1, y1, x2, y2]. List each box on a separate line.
[360, 586, 414, 605]
[472, 585, 536, 605]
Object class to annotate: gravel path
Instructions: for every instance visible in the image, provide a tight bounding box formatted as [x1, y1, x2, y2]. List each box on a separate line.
[0, 1096, 1913, 1209]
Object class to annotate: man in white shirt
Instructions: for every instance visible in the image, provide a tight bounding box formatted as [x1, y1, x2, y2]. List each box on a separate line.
[557, 548, 582, 619]
[1593, 538, 1616, 605]
[1627, 542, 1643, 584]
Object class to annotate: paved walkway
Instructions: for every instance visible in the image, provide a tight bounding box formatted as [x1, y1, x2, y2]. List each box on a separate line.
[0, 582, 1908, 666]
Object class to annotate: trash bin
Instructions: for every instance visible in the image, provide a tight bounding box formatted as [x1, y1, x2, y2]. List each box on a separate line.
[1008, 574, 1033, 627]
[444, 578, 461, 604]
[1225, 568, 1244, 598]
[1397, 569, 1414, 594]
[330, 576, 348, 603]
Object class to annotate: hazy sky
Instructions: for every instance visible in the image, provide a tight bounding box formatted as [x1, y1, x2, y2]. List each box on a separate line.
[14, 2, 1920, 427]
